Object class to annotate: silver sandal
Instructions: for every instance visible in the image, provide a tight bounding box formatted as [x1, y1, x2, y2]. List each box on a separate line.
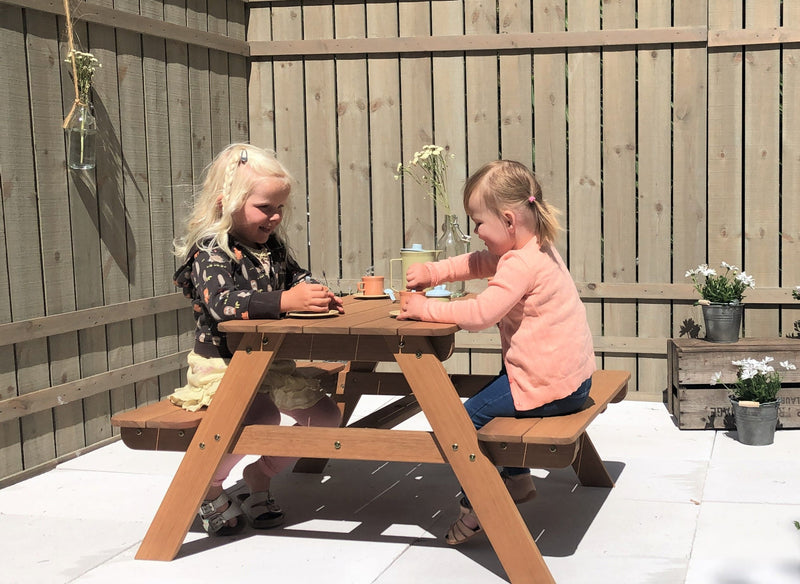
[237, 491, 285, 529]
[199, 491, 244, 536]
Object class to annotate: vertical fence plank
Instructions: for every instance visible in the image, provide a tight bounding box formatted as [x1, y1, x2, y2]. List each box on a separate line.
[672, 0, 707, 338]
[3, 6, 54, 469]
[27, 12, 84, 453]
[142, 0, 182, 401]
[783, 3, 800, 338]
[304, 3, 339, 278]
[708, 1, 743, 269]
[59, 17, 111, 445]
[533, 0, 567, 260]
[432, 0, 469, 374]
[227, 0, 248, 144]
[188, 0, 213, 180]
[0, 5, 27, 476]
[272, 3, 310, 264]
[566, 0, 602, 366]
[93, 12, 136, 420]
[248, 4, 275, 151]
[336, 4, 372, 279]
[432, 0, 467, 221]
[637, 2, 673, 398]
[399, 1, 434, 248]
[707, 0, 743, 347]
[117, 0, 158, 409]
[165, 0, 197, 367]
[743, 1, 781, 338]
[601, 0, 637, 388]
[208, 0, 232, 153]
[498, 0, 532, 165]
[367, 2, 403, 280]
[463, 0, 501, 375]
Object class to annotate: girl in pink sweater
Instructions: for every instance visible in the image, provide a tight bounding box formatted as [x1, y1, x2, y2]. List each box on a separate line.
[400, 160, 595, 545]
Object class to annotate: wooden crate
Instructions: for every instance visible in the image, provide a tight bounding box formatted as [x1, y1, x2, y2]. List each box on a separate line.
[668, 338, 800, 430]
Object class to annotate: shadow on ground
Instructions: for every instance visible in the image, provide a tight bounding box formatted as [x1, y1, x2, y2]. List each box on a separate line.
[177, 457, 625, 581]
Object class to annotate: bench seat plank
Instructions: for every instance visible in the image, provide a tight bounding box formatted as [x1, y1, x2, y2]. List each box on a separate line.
[111, 360, 347, 451]
[477, 370, 629, 445]
[475, 370, 629, 480]
[112, 399, 201, 429]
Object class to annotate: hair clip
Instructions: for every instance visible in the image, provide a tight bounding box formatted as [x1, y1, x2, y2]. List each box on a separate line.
[528, 195, 536, 203]
[240, 149, 248, 164]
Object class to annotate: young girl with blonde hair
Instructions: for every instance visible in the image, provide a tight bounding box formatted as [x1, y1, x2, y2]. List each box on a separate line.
[170, 143, 343, 535]
[401, 159, 595, 545]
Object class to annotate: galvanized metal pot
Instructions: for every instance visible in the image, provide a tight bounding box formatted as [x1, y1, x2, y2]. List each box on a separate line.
[702, 303, 743, 343]
[730, 399, 780, 446]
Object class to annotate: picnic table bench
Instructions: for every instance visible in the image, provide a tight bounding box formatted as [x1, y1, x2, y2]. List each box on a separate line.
[113, 369, 627, 488]
[109, 294, 629, 584]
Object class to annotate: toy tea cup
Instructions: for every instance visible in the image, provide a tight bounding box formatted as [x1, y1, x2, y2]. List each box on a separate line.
[357, 275, 385, 296]
[398, 289, 425, 310]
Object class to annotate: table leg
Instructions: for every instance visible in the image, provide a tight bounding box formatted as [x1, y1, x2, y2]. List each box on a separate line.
[393, 344, 555, 584]
[135, 334, 283, 561]
[572, 432, 614, 488]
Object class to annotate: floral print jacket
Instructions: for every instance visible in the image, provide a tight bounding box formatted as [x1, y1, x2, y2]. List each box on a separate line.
[173, 235, 311, 359]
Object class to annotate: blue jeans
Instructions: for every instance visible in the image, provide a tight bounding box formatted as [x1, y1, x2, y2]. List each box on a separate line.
[465, 373, 592, 478]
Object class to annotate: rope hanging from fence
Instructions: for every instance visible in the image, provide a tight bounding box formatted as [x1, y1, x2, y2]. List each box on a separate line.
[62, 0, 83, 130]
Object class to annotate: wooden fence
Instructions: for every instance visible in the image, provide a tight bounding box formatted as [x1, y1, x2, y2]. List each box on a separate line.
[1, 0, 800, 485]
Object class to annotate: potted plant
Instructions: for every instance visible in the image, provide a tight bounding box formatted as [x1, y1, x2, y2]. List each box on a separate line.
[685, 262, 755, 343]
[711, 357, 796, 445]
[395, 144, 470, 297]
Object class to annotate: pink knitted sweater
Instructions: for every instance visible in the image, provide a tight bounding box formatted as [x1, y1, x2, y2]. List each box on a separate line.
[420, 237, 596, 411]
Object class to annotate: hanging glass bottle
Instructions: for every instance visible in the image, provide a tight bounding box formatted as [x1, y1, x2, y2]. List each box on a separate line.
[65, 97, 96, 170]
[437, 214, 470, 297]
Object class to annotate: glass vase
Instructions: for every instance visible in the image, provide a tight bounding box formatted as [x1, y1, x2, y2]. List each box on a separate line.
[65, 101, 97, 170]
[437, 214, 470, 298]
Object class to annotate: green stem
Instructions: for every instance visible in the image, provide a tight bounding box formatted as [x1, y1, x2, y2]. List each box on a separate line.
[80, 109, 86, 164]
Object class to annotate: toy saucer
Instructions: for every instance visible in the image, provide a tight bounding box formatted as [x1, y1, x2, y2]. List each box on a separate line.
[287, 309, 339, 318]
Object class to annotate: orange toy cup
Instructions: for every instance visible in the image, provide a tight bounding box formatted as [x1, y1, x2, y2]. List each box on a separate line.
[357, 275, 385, 296]
[398, 289, 424, 310]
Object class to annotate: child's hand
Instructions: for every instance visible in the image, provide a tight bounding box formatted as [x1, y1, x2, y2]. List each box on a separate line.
[398, 293, 427, 320]
[329, 292, 344, 313]
[281, 282, 335, 313]
[405, 264, 431, 291]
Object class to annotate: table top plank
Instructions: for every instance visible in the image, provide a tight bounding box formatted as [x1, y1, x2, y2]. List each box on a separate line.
[219, 294, 459, 337]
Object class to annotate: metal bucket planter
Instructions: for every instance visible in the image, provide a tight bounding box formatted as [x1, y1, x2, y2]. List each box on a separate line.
[730, 399, 780, 445]
[702, 303, 743, 343]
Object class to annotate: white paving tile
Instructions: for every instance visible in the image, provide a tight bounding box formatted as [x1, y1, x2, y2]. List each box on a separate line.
[2, 514, 144, 584]
[1, 400, 799, 584]
[548, 555, 688, 584]
[690, 502, 800, 559]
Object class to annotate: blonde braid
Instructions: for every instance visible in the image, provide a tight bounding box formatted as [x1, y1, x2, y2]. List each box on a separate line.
[220, 148, 244, 209]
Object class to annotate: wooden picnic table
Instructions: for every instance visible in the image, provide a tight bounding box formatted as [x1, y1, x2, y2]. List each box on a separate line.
[134, 294, 555, 583]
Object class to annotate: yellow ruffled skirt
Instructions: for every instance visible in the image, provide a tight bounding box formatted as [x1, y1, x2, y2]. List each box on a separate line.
[169, 351, 327, 412]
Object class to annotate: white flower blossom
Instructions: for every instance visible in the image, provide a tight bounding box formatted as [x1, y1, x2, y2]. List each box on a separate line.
[710, 372, 722, 385]
[780, 361, 797, 371]
[699, 264, 717, 277]
[735, 272, 756, 288]
[395, 144, 454, 215]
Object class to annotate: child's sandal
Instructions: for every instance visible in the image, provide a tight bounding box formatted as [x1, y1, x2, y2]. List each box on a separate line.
[445, 498, 483, 545]
[237, 491, 285, 529]
[199, 492, 245, 536]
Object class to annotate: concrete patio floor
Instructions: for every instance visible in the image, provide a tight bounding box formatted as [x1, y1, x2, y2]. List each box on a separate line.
[2, 397, 799, 584]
